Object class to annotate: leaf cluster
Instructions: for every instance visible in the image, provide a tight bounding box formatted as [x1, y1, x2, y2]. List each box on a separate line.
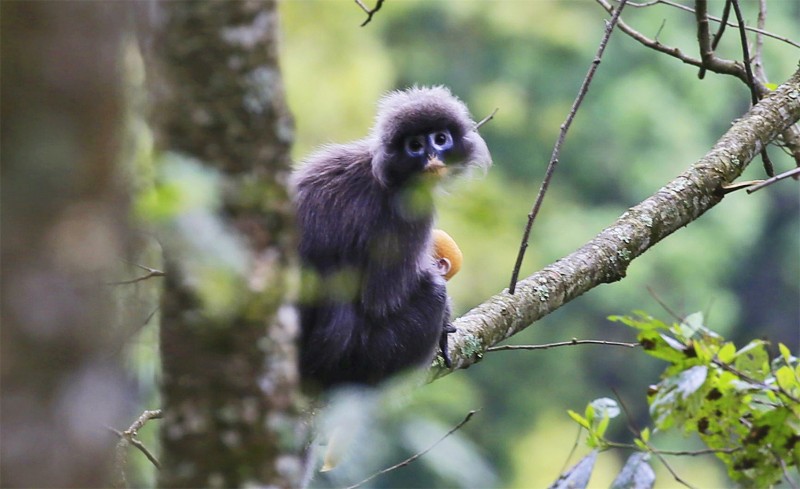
[608, 311, 800, 487]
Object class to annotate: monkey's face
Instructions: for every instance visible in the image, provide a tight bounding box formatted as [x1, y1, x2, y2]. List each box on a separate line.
[378, 126, 467, 188]
[403, 128, 455, 178]
[369, 86, 492, 189]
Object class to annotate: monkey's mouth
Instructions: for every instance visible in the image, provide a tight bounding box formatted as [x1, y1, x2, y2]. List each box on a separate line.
[423, 156, 448, 177]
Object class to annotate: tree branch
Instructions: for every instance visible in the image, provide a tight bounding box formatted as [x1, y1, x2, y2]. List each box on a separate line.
[622, 0, 800, 49]
[433, 68, 800, 377]
[487, 339, 639, 352]
[598, 0, 800, 167]
[509, 0, 628, 294]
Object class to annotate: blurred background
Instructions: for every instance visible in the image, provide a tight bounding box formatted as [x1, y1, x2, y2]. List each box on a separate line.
[275, 1, 799, 487]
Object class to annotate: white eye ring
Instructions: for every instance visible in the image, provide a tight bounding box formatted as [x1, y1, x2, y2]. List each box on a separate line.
[404, 135, 426, 157]
[430, 130, 453, 152]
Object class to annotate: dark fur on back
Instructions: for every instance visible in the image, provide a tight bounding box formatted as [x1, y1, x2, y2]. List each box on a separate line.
[292, 86, 491, 390]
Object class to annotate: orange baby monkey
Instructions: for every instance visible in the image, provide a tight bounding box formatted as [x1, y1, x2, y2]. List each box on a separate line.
[432, 229, 462, 281]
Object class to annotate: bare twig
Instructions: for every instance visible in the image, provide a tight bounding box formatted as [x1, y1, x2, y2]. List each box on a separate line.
[109, 409, 164, 479]
[354, 0, 385, 27]
[646, 286, 686, 323]
[108, 263, 165, 286]
[746, 166, 800, 193]
[475, 108, 499, 130]
[559, 425, 585, 476]
[729, 0, 774, 176]
[612, 389, 696, 489]
[596, 0, 758, 92]
[622, 0, 800, 49]
[344, 410, 478, 489]
[776, 450, 800, 489]
[487, 338, 639, 352]
[615, 0, 800, 166]
[719, 179, 764, 194]
[753, 0, 768, 83]
[605, 441, 740, 456]
[698, 0, 731, 79]
[712, 358, 800, 404]
[508, 0, 628, 295]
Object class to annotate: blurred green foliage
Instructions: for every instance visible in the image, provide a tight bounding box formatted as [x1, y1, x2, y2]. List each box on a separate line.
[280, 0, 799, 487]
[563, 311, 800, 487]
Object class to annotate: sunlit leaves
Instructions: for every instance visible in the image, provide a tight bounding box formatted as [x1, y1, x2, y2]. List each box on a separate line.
[610, 311, 800, 487]
[563, 312, 798, 486]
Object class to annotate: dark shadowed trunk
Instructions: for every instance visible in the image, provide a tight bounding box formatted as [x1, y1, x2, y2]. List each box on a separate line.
[1, 2, 131, 487]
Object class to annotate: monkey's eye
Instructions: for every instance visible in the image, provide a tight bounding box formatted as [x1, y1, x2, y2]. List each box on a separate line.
[429, 130, 453, 152]
[404, 135, 426, 157]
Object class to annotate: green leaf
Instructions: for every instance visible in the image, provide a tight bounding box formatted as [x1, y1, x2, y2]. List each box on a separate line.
[596, 414, 610, 438]
[609, 312, 668, 331]
[735, 340, 770, 380]
[585, 404, 596, 425]
[717, 342, 736, 363]
[637, 330, 686, 363]
[640, 427, 650, 442]
[568, 410, 591, 430]
[778, 343, 794, 364]
[677, 311, 705, 339]
[775, 365, 796, 392]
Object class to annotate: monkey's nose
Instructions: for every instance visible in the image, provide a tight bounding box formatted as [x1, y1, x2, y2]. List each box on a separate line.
[424, 155, 447, 177]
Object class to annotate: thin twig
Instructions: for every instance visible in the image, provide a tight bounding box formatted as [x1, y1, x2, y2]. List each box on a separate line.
[475, 108, 499, 130]
[109, 409, 164, 474]
[344, 410, 478, 489]
[646, 286, 685, 324]
[753, 0, 768, 83]
[698, 0, 731, 79]
[720, 179, 764, 194]
[108, 263, 165, 286]
[354, 0, 385, 27]
[487, 339, 639, 352]
[746, 166, 800, 193]
[508, 0, 628, 295]
[622, 0, 800, 49]
[559, 425, 585, 476]
[595, 0, 760, 93]
[729, 0, 774, 176]
[612, 389, 696, 489]
[604, 441, 741, 456]
[776, 449, 800, 489]
[712, 358, 800, 404]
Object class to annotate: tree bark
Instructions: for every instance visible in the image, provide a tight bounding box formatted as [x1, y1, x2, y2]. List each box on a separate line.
[146, 1, 302, 487]
[0, 2, 131, 487]
[437, 67, 800, 377]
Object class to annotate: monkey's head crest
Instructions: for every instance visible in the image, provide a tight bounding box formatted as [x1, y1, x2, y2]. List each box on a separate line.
[370, 86, 492, 188]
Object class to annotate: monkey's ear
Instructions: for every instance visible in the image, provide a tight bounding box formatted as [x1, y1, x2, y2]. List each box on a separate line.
[436, 257, 452, 278]
[462, 130, 492, 174]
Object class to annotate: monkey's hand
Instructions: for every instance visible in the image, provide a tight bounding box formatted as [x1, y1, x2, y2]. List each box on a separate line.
[439, 322, 456, 368]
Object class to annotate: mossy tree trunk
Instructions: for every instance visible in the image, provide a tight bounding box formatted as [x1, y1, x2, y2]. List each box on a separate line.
[145, 1, 303, 487]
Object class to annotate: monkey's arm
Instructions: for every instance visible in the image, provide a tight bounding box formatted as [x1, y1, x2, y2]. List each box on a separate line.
[432, 229, 462, 368]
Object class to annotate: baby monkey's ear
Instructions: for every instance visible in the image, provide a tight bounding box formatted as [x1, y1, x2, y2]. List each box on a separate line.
[432, 229, 462, 281]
